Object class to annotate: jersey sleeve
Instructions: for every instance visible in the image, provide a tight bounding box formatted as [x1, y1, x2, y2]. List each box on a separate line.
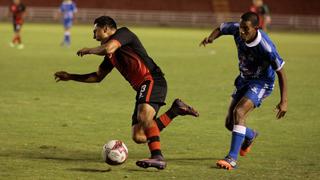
[267, 51, 285, 71]
[110, 27, 135, 47]
[219, 22, 239, 35]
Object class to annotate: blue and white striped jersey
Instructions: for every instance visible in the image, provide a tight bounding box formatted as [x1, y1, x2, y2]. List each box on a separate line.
[220, 22, 284, 83]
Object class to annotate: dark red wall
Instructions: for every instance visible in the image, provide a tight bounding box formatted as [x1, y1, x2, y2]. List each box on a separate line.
[229, 0, 320, 15]
[0, 0, 213, 11]
[1, 0, 320, 15]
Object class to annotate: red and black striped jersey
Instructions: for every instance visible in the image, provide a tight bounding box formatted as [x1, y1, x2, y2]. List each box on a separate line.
[10, 3, 26, 24]
[99, 27, 164, 91]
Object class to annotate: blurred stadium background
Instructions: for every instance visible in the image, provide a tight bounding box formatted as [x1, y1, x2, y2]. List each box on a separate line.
[1, 0, 320, 30]
[1, 0, 320, 179]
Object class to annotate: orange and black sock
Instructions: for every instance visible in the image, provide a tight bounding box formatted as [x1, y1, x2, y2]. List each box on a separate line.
[155, 110, 176, 131]
[17, 35, 21, 44]
[12, 36, 18, 44]
[145, 121, 162, 157]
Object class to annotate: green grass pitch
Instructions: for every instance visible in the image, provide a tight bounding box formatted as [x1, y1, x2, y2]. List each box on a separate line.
[0, 22, 319, 179]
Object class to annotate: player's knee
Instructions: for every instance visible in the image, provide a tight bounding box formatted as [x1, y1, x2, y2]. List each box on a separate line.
[137, 113, 151, 127]
[132, 134, 147, 144]
[137, 106, 153, 128]
[233, 108, 246, 124]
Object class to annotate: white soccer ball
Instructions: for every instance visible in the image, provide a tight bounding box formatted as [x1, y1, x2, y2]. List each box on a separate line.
[102, 140, 128, 165]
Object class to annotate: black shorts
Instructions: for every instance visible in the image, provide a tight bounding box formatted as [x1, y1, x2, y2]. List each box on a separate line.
[131, 75, 167, 126]
[13, 23, 22, 32]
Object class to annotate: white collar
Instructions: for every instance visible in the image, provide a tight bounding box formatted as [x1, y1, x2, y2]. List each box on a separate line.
[245, 30, 262, 47]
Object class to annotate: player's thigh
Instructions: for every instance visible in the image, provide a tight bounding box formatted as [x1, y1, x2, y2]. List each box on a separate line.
[233, 97, 255, 125]
[131, 102, 159, 126]
[225, 97, 240, 130]
[228, 82, 248, 124]
[137, 103, 156, 125]
[64, 19, 72, 29]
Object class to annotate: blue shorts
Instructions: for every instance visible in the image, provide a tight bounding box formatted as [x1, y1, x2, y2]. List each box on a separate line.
[63, 18, 73, 29]
[232, 76, 274, 107]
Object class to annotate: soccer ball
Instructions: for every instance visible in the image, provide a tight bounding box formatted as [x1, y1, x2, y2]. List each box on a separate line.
[102, 140, 128, 165]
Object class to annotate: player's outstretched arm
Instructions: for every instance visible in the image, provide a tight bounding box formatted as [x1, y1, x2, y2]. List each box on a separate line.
[77, 40, 121, 57]
[199, 27, 222, 47]
[275, 67, 288, 119]
[54, 67, 110, 83]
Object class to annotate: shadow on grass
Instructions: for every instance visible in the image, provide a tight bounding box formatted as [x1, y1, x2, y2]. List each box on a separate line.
[165, 157, 218, 166]
[166, 157, 217, 161]
[210, 165, 223, 169]
[125, 157, 219, 172]
[0, 146, 100, 163]
[126, 168, 160, 172]
[67, 167, 112, 173]
[37, 156, 100, 162]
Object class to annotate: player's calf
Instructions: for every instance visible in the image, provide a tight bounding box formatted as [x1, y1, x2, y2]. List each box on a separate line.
[132, 125, 147, 144]
[132, 134, 147, 144]
[240, 130, 258, 156]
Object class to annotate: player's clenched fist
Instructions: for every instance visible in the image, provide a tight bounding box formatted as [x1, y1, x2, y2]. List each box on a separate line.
[199, 37, 213, 47]
[77, 48, 91, 57]
[54, 71, 71, 82]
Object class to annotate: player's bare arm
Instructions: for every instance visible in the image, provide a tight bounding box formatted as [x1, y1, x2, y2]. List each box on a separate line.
[275, 67, 288, 119]
[77, 40, 120, 57]
[199, 27, 222, 47]
[54, 66, 109, 83]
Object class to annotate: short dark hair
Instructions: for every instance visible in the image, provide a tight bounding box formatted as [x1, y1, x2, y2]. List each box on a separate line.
[241, 12, 259, 27]
[94, 16, 117, 29]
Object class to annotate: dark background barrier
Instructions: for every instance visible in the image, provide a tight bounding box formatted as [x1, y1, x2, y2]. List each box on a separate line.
[1, 0, 320, 15]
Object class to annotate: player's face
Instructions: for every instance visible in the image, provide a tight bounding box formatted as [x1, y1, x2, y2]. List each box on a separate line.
[13, 0, 20, 4]
[239, 20, 257, 43]
[93, 26, 113, 42]
[93, 26, 106, 41]
[253, 0, 263, 7]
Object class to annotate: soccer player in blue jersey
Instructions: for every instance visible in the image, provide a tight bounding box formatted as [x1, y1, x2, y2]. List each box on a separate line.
[59, 0, 77, 46]
[200, 12, 288, 170]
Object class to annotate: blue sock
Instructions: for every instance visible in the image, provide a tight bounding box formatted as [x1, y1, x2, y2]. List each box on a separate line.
[228, 125, 246, 160]
[64, 32, 71, 45]
[245, 127, 255, 140]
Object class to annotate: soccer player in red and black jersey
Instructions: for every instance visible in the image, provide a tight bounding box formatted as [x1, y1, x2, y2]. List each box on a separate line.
[54, 16, 199, 170]
[9, 0, 26, 49]
[250, 0, 271, 31]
